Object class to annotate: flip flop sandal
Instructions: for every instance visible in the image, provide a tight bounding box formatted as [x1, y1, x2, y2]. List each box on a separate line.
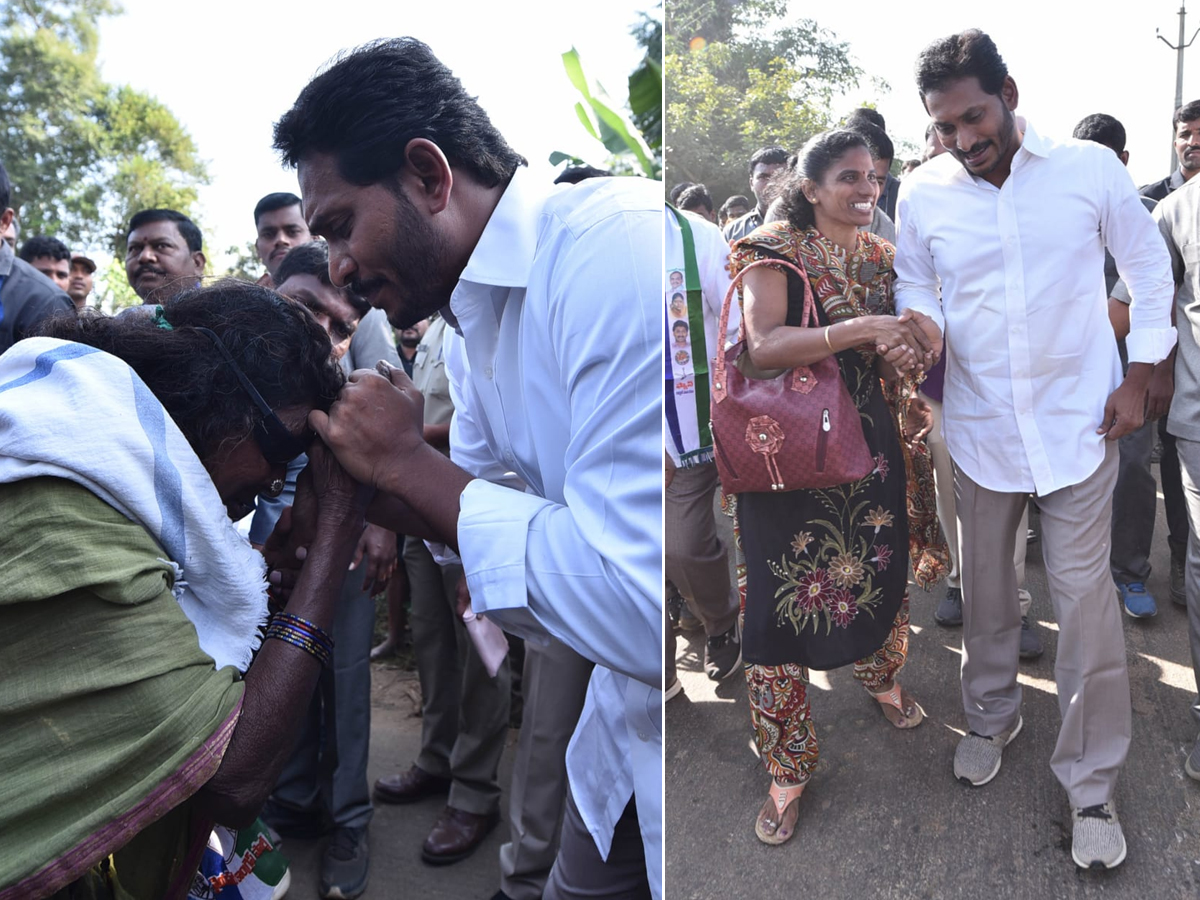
[754, 779, 805, 845]
[869, 681, 925, 729]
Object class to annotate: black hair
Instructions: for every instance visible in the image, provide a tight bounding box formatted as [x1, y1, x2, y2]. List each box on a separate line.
[1174, 100, 1200, 129]
[274, 241, 370, 319]
[749, 146, 789, 174]
[553, 165, 612, 185]
[38, 280, 343, 463]
[1073, 114, 1126, 154]
[0, 158, 9, 211]
[916, 29, 1009, 104]
[845, 107, 887, 133]
[127, 209, 203, 253]
[772, 130, 872, 231]
[274, 37, 527, 189]
[677, 183, 714, 215]
[18, 235, 70, 263]
[668, 182, 695, 205]
[254, 192, 302, 227]
[844, 120, 895, 164]
[672, 320, 688, 332]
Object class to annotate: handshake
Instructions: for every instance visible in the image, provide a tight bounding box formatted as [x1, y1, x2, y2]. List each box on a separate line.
[872, 308, 943, 378]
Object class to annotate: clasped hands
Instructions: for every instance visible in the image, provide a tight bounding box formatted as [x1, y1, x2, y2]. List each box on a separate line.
[265, 361, 427, 601]
[874, 309, 942, 378]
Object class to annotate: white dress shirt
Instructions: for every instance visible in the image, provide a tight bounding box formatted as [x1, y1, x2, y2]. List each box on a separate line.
[894, 123, 1175, 495]
[440, 167, 662, 895]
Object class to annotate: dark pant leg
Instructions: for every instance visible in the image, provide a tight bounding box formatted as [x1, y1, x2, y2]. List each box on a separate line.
[543, 790, 651, 900]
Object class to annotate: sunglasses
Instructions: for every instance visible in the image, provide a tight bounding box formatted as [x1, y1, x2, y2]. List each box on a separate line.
[195, 327, 315, 465]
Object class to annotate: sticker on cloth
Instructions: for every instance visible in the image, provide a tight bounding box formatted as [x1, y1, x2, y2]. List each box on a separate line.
[188, 818, 290, 899]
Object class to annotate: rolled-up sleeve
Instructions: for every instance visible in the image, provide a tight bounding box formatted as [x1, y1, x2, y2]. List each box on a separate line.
[1103, 153, 1176, 363]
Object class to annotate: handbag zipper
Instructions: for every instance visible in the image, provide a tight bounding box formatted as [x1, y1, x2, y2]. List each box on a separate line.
[816, 408, 830, 472]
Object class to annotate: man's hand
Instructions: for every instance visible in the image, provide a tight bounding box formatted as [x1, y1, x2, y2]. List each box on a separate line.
[897, 308, 943, 368]
[1147, 358, 1175, 422]
[1098, 363, 1152, 440]
[309, 361, 427, 496]
[351, 523, 398, 595]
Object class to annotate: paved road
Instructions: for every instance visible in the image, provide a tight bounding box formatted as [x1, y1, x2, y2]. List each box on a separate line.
[667, 488, 1200, 899]
[275, 666, 516, 900]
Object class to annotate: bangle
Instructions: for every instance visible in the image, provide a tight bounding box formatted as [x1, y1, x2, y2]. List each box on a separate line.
[265, 613, 334, 668]
[824, 325, 834, 351]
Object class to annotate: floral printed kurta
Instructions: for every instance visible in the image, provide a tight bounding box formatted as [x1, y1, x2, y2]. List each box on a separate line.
[732, 223, 909, 669]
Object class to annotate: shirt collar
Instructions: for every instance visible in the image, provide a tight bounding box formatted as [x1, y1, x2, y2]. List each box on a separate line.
[458, 167, 553, 290]
[0, 238, 13, 278]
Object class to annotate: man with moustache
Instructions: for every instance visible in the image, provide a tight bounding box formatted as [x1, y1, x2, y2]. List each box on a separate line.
[124, 209, 205, 304]
[272, 37, 660, 899]
[894, 29, 1175, 870]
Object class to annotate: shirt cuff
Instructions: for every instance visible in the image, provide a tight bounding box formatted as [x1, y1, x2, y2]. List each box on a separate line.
[1110, 279, 1131, 305]
[1125, 327, 1178, 365]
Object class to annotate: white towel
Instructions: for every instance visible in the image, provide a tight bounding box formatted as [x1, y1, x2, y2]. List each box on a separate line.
[0, 337, 269, 672]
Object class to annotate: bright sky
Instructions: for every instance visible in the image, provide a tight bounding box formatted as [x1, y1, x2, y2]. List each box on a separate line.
[796, 0, 1200, 189]
[95, 0, 655, 271]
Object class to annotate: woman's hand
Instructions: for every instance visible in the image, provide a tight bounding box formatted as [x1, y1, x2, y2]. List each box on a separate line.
[904, 396, 935, 443]
[897, 309, 942, 367]
[308, 439, 372, 524]
[351, 523, 398, 595]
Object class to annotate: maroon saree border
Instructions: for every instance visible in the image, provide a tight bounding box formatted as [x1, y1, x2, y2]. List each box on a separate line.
[1, 697, 242, 900]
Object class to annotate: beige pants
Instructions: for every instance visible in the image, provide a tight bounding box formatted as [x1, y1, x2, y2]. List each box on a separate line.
[955, 443, 1129, 806]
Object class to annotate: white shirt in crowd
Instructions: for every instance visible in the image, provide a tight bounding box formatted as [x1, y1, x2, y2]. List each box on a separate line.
[894, 122, 1176, 496]
[440, 167, 662, 895]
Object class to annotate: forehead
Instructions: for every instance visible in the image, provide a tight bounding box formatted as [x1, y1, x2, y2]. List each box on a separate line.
[297, 152, 355, 229]
[924, 76, 993, 120]
[258, 204, 307, 231]
[752, 162, 783, 179]
[129, 220, 184, 245]
[821, 145, 875, 176]
[277, 272, 357, 321]
[70, 259, 92, 273]
[33, 255, 69, 270]
[1177, 119, 1200, 134]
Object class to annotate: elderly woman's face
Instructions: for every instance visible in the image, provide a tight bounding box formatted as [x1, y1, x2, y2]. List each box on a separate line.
[206, 406, 312, 520]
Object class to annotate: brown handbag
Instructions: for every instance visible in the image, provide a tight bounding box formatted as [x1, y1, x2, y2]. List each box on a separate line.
[710, 257, 875, 494]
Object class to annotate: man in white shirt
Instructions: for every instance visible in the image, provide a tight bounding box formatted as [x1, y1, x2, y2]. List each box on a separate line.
[273, 38, 661, 899]
[894, 29, 1175, 871]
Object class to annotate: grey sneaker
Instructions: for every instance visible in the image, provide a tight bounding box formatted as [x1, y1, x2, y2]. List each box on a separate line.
[704, 622, 742, 681]
[1018, 615, 1043, 659]
[1071, 802, 1126, 869]
[953, 715, 1023, 786]
[320, 826, 369, 899]
[1186, 735, 1200, 781]
[1172, 556, 1186, 606]
[935, 587, 963, 626]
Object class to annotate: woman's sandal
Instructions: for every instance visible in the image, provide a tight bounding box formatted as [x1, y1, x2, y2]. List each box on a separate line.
[754, 779, 805, 845]
[869, 681, 925, 729]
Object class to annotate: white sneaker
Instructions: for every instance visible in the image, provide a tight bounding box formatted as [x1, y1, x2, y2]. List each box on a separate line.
[1071, 802, 1126, 869]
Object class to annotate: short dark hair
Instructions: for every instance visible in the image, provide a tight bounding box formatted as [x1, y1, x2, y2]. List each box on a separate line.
[677, 183, 714, 215]
[916, 29, 1009, 104]
[668, 182, 695, 205]
[553, 165, 612, 185]
[254, 192, 302, 227]
[748, 146, 789, 174]
[18, 235, 70, 264]
[274, 241, 370, 319]
[127, 209, 203, 253]
[1073, 114, 1126, 154]
[845, 107, 887, 133]
[1174, 100, 1200, 129]
[39, 280, 343, 464]
[720, 194, 750, 216]
[274, 37, 527, 189]
[844, 120, 895, 164]
[772, 130, 872, 231]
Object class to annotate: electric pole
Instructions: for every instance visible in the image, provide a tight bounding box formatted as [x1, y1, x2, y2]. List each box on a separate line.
[1158, 3, 1200, 171]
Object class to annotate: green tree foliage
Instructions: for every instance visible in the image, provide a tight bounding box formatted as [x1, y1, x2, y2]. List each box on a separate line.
[665, 0, 868, 206]
[0, 0, 208, 257]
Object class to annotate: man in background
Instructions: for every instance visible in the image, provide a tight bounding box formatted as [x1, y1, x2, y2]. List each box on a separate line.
[18, 235, 70, 292]
[723, 146, 788, 243]
[124, 208, 205, 304]
[67, 253, 96, 309]
[254, 191, 313, 287]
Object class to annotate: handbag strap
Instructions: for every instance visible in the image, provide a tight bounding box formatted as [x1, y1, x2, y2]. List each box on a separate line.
[713, 256, 819, 399]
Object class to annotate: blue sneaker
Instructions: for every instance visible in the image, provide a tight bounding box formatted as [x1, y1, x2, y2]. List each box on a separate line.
[1118, 582, 1157, 618]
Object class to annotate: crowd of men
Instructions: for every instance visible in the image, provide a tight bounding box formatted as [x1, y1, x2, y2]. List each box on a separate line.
[666, 28, 1200, 872]
[2, 36, 660, 900]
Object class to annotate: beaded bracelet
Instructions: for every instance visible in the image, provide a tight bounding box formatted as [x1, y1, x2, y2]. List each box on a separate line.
[264, 613, 334, 668]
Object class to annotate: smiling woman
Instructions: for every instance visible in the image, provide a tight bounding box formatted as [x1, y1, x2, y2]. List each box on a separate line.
[0, 281, 367, 899]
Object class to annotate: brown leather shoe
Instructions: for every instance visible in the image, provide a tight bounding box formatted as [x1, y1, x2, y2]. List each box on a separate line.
[420, 805, 500, 865]
[373, 765, 451, 805]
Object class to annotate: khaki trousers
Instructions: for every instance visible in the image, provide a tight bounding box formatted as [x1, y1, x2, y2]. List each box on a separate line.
[955, 442, 1129, 806]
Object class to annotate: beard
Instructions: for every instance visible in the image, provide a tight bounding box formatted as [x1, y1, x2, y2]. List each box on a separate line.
[354, 187, 459, 329]
[954, 107, 1018, 179]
